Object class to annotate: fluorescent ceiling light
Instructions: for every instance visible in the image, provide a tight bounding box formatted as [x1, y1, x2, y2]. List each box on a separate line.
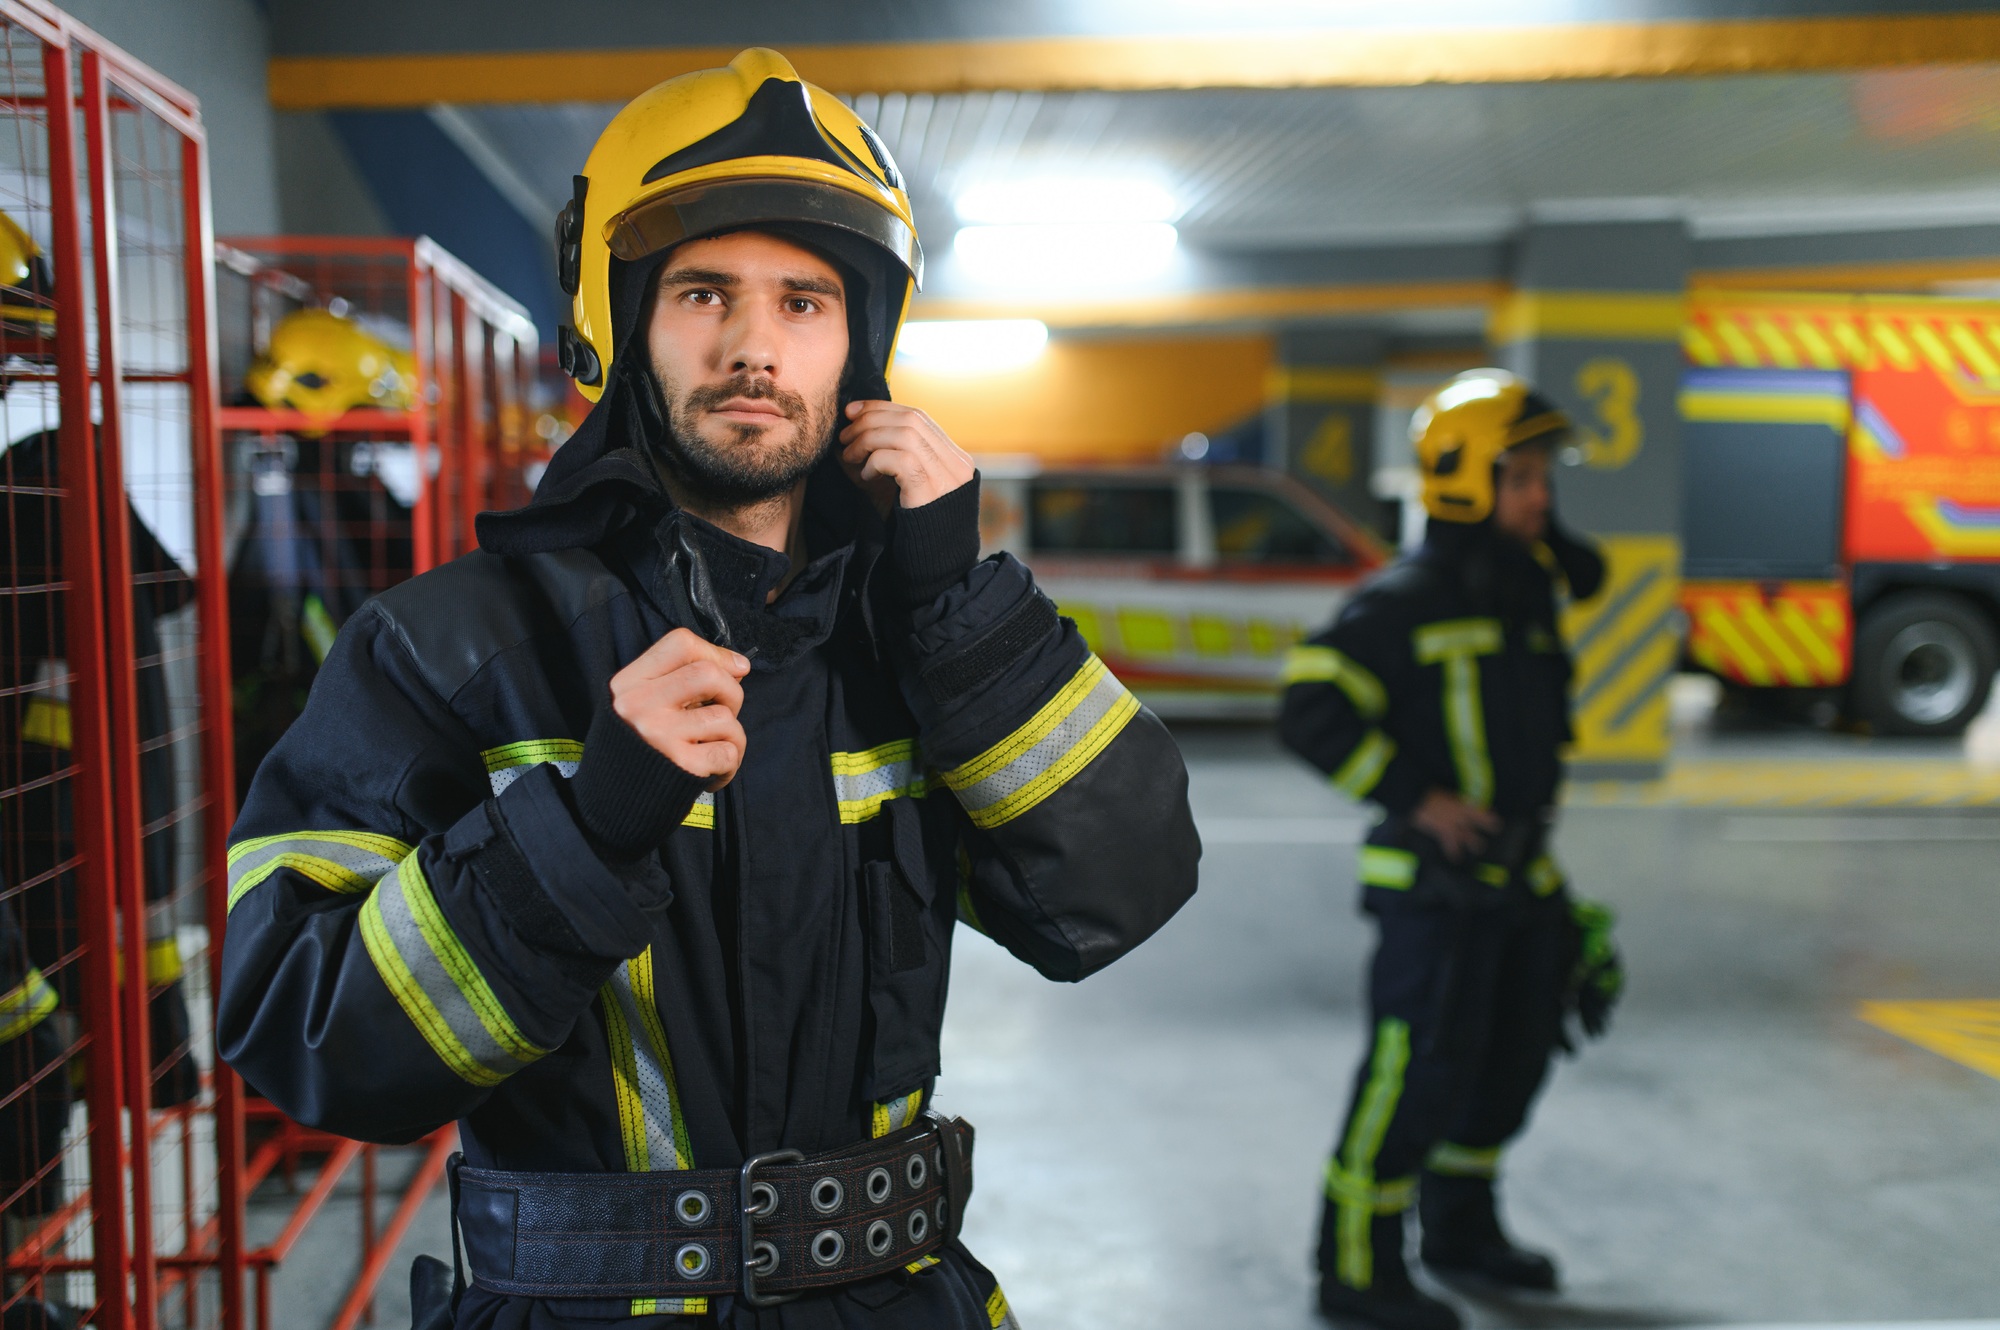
[953, 222, 1179, 286]
[895, 320, 1050, 374]
[955, 177, 1179, 226]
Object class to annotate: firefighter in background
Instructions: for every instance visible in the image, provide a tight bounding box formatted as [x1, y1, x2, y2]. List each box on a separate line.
[219, 49, 1197, 1328]
[1279, 370, 1625, 1330]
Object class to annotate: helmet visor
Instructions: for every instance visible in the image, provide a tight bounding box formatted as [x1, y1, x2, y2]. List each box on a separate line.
[607, 177, 923, 289]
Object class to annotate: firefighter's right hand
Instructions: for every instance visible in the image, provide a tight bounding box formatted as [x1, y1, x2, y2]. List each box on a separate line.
[1411, 789, 1501, 862]
[609, 628, 751, 791]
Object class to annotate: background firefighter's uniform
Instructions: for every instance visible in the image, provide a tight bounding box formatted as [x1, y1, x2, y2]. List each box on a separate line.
[1279, 506, 1604, 1297]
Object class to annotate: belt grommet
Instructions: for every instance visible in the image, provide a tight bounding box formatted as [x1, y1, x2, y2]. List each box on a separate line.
[865, 1218, 893, 1257]
[904, 1152, 927, 1190]
[865, 1166, 892, 1205]
[935, 1198, 947, 1230]
[906, 1206, 930, 1245]
[811, 1177, 844, 1214]
[749, 1239, 780, 1276]
[747, 1180, 779, 1218]
[674, 1190, 710, 1226]
[811, 1229, 846, 1268]
[675, 1243, 711, 1280]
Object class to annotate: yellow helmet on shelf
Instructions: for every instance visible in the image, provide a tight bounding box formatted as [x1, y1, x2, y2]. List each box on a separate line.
[245, 308, 416, 428]
[555, 47, 923, 403]
[0, 208, 55, 349]
[1410, 369, 1569, 524]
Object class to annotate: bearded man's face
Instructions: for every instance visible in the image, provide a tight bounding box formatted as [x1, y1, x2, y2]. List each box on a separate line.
[645, 230, 849, 506]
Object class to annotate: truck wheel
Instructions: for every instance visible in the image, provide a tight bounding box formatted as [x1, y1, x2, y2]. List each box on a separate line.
[1852, 592, 1998, 736]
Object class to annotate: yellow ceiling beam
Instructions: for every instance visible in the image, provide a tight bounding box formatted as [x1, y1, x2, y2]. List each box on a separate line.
[271, 14, 2000, 109]
[909, 280, 1504, 330]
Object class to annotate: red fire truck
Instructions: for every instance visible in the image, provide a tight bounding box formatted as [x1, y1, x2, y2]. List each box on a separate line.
[1681, 292, 2000, 735]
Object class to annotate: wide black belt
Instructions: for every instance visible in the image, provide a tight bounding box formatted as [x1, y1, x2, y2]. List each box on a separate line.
[454, 1114, 974, 1308]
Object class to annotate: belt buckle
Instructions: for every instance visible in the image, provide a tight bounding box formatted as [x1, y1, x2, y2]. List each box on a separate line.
[922, 1110, 972, 1244]
[739, 1148, 804, 1308]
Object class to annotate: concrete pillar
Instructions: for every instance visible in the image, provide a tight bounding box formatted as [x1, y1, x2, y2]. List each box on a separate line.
[1265, 329, 1395, 540]
[1493, 217, 1690, 776]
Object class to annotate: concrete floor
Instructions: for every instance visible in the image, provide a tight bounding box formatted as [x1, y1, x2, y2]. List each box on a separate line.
[266, 686, 2000, 1329]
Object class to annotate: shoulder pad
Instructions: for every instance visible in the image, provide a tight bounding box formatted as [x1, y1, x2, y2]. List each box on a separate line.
[369, 548, 628, 703]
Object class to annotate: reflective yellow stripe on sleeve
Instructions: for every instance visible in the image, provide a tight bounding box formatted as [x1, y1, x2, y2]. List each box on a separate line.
[831, 740, 929, 824]
[482, 738, 584, 796]
[0, 968, 58, 1043]
[226, 830, 414, 912]
[1281, 644, 1387, 718]
[1330, 730, 1397, 799]
[941, 655, 1140, 829]
[359, 854, 550, 1088]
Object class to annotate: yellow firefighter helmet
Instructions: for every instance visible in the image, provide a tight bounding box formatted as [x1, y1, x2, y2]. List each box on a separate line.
[0, 208, 55, 348]
[1410, 369, 1570, 524]
[245, 308, 416, 427]
[556, 47, 922, 402]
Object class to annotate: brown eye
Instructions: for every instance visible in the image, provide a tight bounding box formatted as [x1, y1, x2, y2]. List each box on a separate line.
[787, 297, 816, 314]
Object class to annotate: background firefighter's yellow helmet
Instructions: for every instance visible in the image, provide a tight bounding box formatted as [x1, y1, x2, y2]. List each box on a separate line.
[0, 208, 55, 348]
[557, 47, 923, 403]
[1410, 369, 1570, 524]
[245, 307, 416, 428]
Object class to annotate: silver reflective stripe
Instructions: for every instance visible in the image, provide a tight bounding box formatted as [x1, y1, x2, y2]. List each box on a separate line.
[603, 946, 692, 1173]
[831, 741, 926, 824]
[945, 658, 1139, 829]
[482, 739, 584, 796]
[360, 856, 545, 1087]
[226, 830, 412, 911]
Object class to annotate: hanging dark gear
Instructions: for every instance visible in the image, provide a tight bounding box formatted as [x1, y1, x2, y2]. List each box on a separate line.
[0, 429, 201, 1109]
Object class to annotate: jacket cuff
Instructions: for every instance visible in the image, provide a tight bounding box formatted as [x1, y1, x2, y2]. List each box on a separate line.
[890, 475, 980, 609]
[569, 703, 707, 861]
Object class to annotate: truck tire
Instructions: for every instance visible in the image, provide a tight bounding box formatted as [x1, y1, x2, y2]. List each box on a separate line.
[1852, 591, 1998, 736]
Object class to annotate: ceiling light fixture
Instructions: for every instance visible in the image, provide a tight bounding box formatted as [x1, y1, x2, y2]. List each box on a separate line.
[894, 320, 1050, 374]
[951, 176, 1182, 286]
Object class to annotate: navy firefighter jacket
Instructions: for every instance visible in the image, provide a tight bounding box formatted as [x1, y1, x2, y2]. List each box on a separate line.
[1276, 521, 1603, 894]
[216, 435, 1201, 1327]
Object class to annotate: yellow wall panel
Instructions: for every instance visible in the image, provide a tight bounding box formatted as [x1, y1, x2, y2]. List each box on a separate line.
[891, 333, 1273, 463]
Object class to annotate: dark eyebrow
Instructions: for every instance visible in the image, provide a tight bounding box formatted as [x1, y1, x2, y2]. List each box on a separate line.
[781, 275, 844, 300]
[657, 266, 738, 289]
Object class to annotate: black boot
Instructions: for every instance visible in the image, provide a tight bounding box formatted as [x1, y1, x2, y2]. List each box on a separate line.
[1318, 1211, 1462, 1330]
[1418, 1172, 1558, 1292]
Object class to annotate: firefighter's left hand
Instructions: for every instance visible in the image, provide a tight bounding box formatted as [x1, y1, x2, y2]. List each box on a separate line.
[839, 400, 975, 517]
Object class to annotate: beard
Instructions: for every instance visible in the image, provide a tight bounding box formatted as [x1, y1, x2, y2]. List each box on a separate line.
[655, 370, 840, 508]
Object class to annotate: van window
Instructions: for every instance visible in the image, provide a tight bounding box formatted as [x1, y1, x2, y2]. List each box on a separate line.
[1030, 482, 1177, 555]
[1209, 487, 1348, 565]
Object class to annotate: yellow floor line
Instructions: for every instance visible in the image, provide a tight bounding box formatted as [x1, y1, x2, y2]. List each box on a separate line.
[1857, 1000, 2000, 1081]
[1568, 760, 2000, 808]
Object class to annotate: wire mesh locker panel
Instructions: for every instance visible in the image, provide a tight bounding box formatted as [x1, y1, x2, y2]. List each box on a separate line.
[213, 237, 541, 810]
[0, 5, 236, 1328]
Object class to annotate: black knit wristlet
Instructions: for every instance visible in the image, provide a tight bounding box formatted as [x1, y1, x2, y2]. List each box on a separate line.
[890, 475, 981, 609]
[569, 703, 708, 860]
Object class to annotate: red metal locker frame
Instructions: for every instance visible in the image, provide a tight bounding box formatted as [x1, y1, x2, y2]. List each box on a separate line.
[0, 4, 239, 1327]
[214, 235, 543, 577]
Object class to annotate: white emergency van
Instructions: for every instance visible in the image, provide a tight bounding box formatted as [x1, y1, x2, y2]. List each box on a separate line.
[979, 461, 1389, 718]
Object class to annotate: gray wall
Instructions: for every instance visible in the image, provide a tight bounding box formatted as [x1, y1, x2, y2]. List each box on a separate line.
[60, 0, 280, 235]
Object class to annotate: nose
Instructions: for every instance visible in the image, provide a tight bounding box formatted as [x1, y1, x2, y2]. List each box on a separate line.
[719, 301, 781, 379]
